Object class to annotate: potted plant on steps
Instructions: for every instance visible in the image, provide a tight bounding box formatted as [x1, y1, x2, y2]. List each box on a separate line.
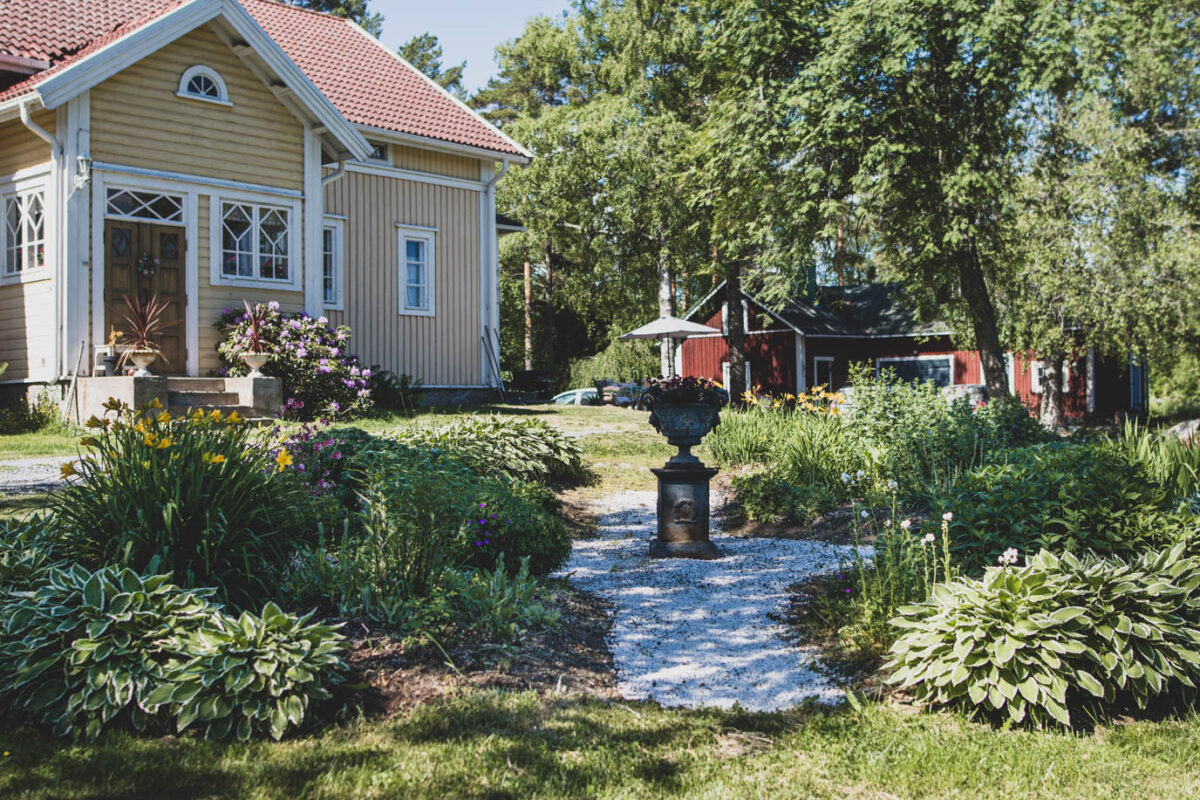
[118, 294, 171, 376]
[640, 376, 729, 560]
[236, 300, 274, 377]
[102, 329, 122, 376]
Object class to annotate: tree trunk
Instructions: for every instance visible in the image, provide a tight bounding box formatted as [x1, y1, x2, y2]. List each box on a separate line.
[961, 243, 1011, 399]
[1039, 353, 1065, 430]
[542, 242, 554, 371]
[523, 256, 533, 371]
[657, 249, 676, 376]
[725, 265, 747, 400]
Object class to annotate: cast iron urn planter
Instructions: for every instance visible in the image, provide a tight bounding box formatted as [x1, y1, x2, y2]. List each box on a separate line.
[644, 383, 725, 560]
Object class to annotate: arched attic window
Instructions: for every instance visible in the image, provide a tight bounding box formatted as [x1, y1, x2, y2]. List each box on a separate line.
[177, 65, 231, 106]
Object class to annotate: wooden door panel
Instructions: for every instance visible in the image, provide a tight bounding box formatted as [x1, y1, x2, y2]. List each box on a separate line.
[104, 220, 187, 374]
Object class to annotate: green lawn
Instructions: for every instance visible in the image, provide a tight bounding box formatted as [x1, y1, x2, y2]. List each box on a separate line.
[0, 427, 81, 460]
[3, 692, 1198, 799]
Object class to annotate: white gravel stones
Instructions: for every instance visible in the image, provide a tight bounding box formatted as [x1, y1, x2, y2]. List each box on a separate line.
[556, 490, 866, 712]
[0, 457, 71, 496]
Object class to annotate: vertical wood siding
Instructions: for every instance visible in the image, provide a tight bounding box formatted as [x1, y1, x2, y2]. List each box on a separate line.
[90, 25, 304, 190]
[195, 196, 305, 375]
[0, 113, 55, 381]
[391, 145, 479, 180]
[324, 171, 481, 385]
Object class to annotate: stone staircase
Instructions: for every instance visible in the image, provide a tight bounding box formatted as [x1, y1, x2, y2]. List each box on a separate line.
[165, 378, 259, 419]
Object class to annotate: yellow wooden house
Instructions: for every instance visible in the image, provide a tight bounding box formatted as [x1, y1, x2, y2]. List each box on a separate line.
[0, 0, 528, 409]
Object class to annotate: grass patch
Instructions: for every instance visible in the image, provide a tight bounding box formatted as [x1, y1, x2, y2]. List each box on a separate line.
[0, 493, 51, 523]
[0, 428, 80, 460]
[2, 692, 1198, 798]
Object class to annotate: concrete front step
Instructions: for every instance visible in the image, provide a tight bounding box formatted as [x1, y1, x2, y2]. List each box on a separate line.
[165, 378, 229, 393]
[167, 390, 240, 408]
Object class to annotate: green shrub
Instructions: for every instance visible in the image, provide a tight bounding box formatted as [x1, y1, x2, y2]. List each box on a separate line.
[886, 544, 1200, 728]
[567, 339, 659, 389]
[440, 556, 560, 641]
[50, 401, 309, 608]
[731, 473, 835, 524]
[1117, 419, 1200, 503]
[0, 518, 63, 592]
[705, 404, 798, 466]
[389, 415, 583, 484]
[933, 442, 1171, 572]
[0, 392, 60, 435]
[148, 602, 345, 742]
[457, 480, 570, 576]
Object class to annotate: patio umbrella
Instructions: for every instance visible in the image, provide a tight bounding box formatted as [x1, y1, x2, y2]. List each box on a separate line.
[619, 315, 716, 377]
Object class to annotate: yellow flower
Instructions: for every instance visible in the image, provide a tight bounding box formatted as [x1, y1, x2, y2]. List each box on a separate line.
[202, 452, 227, 464]
[156, 411, 171, 424]
[133, 422, 147, 434]
[79, 437, 100, 449]
[191, 408, 206, 421]
[275, 449, 293, 472]
[84, 415, 108, 429]
[141, 460, 150, 469]
[143, 433, 157, 447]
[60, 462, 77, 478]
[156, 438, 173, 449]
[225, 411, 243, 424]
[147, 397, 163, 410]
[210, 409, 222, 421]
[102, 397, 123, 412]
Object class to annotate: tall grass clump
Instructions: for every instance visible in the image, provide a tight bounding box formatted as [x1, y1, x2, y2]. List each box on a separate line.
[1117, 419, 1200, 503]
[50, 400, 307, 608]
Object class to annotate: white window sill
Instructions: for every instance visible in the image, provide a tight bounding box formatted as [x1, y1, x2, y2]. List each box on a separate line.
[0, 267, 51, 286]
[211, 273, 301, 292]
[175, 91, 233, 108]
[398, 307, 435, 318]
[324, 301, 344, 312]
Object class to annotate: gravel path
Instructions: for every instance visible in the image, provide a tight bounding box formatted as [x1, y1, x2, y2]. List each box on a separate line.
[555, 490, 867, 712]
[0, 457, 70, 496]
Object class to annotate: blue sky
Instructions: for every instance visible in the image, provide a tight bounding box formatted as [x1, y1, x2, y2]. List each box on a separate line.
[373, 0, 572, 93]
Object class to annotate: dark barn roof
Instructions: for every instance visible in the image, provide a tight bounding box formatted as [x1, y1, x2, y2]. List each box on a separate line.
[776, 284, 950, 338]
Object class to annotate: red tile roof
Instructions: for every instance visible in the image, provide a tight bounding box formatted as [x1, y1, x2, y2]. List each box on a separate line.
[0, 0, 526, 158]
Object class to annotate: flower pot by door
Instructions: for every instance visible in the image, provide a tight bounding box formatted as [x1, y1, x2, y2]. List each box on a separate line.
[242, 352, 270, 378]
[128, 350, 157, 376]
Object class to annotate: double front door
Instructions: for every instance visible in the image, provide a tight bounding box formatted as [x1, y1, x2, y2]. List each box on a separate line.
[104, 220, 186, 373]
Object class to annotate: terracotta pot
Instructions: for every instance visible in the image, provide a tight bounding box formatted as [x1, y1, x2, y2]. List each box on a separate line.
[128, 350, 157, 377]
[242, 351, 270, 378]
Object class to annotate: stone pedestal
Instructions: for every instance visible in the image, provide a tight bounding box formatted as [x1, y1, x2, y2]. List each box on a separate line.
[650, 463, 720, 560]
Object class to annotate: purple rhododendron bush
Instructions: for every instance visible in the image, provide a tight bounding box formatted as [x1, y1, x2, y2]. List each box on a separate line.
[217, 302, 373, 420]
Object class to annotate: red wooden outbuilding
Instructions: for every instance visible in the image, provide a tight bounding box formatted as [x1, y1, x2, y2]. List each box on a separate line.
[678, 283, 1146, 419]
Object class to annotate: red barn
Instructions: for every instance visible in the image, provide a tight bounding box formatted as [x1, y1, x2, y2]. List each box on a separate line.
[678, 284, 1146, 419]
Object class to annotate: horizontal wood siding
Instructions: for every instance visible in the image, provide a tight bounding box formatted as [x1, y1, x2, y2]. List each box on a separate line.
[391, 145, 480, 180]
[324, 171, 481, 385]
[0, 111, 53, 175]
[195, 196, 305, 375]
[0, 280, 55, 381]
[90, 25, 304, 190]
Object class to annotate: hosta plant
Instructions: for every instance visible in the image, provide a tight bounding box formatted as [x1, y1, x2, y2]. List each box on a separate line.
[0, 564, 216, 739]
[148, 602, 345, 742]
[389, 415, 583, 484]
[885, 545, 1200, 728]
[0, 564, 347, 741]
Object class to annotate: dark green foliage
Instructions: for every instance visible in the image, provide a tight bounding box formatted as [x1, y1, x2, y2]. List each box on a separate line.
[457, 480, 570, 576]
[0, 562, 346, 742]
[1116, 420, 1200, 504]
[0, 393, 59, 435]
[887, 545, 1200, 728]
[49, 403, 308, 608]
[367, 368, 422, 411]
[0, 518, 63, 592]
[389, 415, 583, 484]
[567, 339, 660, 388]
[398, 33, 465, 97]
[731, 474, 834, 525]
[932, 443, 1173, 572]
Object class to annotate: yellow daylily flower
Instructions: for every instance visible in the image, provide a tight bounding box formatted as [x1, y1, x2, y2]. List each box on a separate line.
[60, 462, 77, 478]
[156, 411, 171, 424]
[206, 453, 227, 464]
[156, 438, 173, 449]
[102, 397, 123, 412]
[84, 415, 108, 429]
[210, 409, 222, 421]
[225, 411, 243, 424]
[143, 433, 157, 447]
[275, 448, 293, 472]
[147, 397, 163, 410]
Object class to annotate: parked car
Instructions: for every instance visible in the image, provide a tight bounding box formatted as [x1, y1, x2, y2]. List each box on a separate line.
[551, 388, 599, 406]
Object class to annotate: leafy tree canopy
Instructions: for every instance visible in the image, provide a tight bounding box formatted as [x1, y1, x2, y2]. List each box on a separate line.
[398, 32, 467, 99]
[284, 0, 382, 37]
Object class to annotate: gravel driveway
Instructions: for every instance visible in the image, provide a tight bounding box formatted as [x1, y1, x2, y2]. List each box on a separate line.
[556, 490, 868, 712]
[0, 457, 71, 496]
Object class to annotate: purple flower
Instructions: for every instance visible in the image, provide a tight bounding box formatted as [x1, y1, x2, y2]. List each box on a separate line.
[268, 300, 280, 311]
[296, 347, 307, 358]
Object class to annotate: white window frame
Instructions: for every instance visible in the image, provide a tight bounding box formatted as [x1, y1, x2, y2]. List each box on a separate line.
[876, 354, 955, 387]
[104, 187, 185, 225]
[177, 65, 231, 106]
[367, 142, 389, 162]
[396, 223, 436, 317]
[721, 360, 752, 394]
[0, 179, 49, 285]
[321, 216, 345, 310]
[208, 193, 303, 291]
[1030, 360, 1070, 395]
[813, 356, 835, 389]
